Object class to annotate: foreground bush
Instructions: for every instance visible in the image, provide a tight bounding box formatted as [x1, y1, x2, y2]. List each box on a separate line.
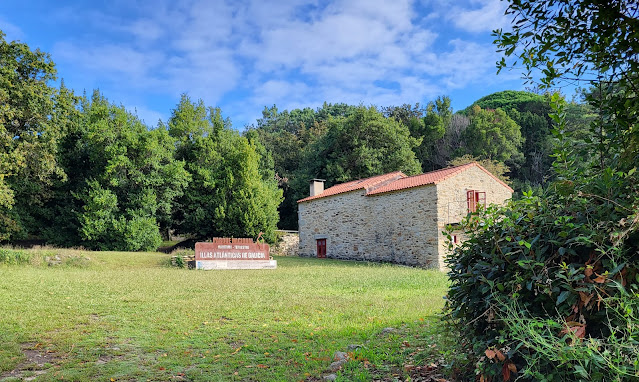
[445, 184, 639, 381]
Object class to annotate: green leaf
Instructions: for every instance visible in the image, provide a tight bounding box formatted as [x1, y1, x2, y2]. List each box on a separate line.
[556, 290, 571, 305]
[574, 364, 589, 379]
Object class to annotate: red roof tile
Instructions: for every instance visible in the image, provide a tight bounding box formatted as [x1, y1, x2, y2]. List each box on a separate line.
[367, 162, 513, 195]
[298, 162, 513, 202]
[297, 171, 406, 203]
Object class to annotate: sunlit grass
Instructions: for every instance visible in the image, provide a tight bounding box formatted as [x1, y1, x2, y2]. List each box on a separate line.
[0, 248, 448, 381]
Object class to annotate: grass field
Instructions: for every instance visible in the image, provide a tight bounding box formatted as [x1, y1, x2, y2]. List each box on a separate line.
[0, 248, 450, 381]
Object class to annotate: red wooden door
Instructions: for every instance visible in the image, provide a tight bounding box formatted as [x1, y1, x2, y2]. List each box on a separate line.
[316, 239, 326, 258]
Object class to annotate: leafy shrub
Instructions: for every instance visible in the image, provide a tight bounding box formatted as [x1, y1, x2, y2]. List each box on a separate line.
[444, 91, 639, 381]
[174, 255, 185, 268]
[79, 182, 162, 251]
[120, 214, 163, 252]
[0, 248, 31, 265]
[445, 188, 638, 381]
[171, 249, 194, 268]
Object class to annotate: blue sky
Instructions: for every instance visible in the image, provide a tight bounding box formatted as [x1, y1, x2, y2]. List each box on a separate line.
[1, 0, 532, 129]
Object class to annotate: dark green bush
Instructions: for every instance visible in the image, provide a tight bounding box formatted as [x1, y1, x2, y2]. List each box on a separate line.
[445, 187, 638, 381]
[174, 255, 185, 268]
[444, 90, 639, 382]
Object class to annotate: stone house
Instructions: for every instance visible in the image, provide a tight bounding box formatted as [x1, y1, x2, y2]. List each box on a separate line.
[297, 162, 513, 270]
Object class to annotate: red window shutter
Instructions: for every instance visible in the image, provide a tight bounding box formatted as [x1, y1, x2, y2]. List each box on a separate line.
[467, 190, 476, 213]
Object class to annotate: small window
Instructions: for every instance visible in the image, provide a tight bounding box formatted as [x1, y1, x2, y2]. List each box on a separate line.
[467, 190, 486, 213]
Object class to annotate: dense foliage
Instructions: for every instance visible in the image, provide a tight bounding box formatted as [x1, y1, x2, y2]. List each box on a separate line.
[252, 91, 594, 229]
[471, 91, 553, 188]
[446, 0, 639, 380]
[446, 185, 638, 380]
[43, 91, 190, 251]
[300, 106, 422, 184]
[168, 96, 282, 243]
[0, 32, 282, 249]
[0, 31, 61, 241]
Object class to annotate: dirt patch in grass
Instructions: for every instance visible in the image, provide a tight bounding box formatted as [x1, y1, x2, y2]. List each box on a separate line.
[0, 343, 62, 381]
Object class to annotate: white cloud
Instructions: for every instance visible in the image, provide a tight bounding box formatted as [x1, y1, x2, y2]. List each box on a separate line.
[251, 80, 313, 107]
[0, 18, 24, 41]
[126, 19, 164, 42]
[53, 42, 163, 80]
[36, 0, 518, 126]
[448, 0, 509, 33]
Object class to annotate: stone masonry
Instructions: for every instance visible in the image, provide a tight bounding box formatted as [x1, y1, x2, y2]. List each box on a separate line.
[435, 165, 513, 268]
[272, 232, 299, 256]
[298, 163, 513, 270]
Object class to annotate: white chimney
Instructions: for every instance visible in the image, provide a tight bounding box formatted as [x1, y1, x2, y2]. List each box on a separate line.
[310, 179, 325, 197]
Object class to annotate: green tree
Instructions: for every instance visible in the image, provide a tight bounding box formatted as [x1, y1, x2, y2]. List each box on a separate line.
[0, 31, 62, 240]
[39, 86, 88, 246]
[43, 91, 189, 250]
[494, 0, 638, 172]
[382, 103, 425, 128]
[384, 97, 455, 171]
[418, 96, 453, 171]
[302, 106, 422, 185]
[462, 106, 524, 166]
[248, 103, 355, 229]
[447, 154, 510, 184]
[446, 1, 639, 380]
[471, 91, 553, 186]
[170, 95, 282, 242]
[472, 90, 547, 112]
[284, 106, 422, 229]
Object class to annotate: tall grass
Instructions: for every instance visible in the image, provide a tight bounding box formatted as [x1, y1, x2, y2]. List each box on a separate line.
[0, 248, 31, 265]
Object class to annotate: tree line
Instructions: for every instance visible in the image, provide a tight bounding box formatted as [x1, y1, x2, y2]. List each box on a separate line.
[1, 29, 596, 247]
[249, 91, 594, 229]
[0, 31, 281, 250]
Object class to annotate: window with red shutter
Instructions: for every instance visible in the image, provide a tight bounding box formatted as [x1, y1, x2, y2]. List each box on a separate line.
[467, 190, 476, 213]
[467, 190, 486, 213]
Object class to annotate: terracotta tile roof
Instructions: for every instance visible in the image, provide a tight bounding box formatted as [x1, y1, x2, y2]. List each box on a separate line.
[367, 162, 514, 195]
[298, 162, 513, 202]
[297, 171, 406, 203]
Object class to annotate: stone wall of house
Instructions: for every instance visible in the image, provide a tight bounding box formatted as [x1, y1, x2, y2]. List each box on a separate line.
[298, 166, 513, 270]
[298, 190, 371, 260]
[298, 186, 440, 267]
[272, 232, 299, 256]
[367, 185, 440, 267]
[435, 166, 513, 270]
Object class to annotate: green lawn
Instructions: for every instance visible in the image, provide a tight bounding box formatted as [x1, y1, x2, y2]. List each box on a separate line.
[0, 248, 449, 381]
